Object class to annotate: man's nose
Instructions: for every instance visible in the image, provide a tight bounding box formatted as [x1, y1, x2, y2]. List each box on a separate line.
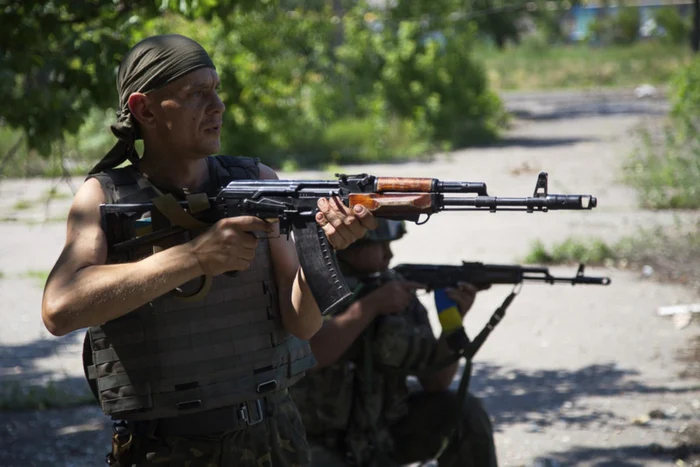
[210, 92, 225, 114]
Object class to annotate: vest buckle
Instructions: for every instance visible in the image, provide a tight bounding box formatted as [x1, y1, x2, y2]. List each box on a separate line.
[238, 399, 264, 426]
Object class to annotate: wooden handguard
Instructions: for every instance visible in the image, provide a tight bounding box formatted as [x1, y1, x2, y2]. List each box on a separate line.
[375, 177, 434, 192]
[348, 193, 437, 215]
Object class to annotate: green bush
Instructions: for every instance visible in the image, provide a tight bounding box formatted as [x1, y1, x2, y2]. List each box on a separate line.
[524, 238, 618, 264]
[334, 10, 504, 152]
[134, 5, 503, 169]
[654, 6, 691, 45]
[2, 2, 505, 173]
[624, 58, 700, 209]
[587, 6, 640, 45]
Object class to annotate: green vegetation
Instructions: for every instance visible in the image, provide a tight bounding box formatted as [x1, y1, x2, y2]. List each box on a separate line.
[524, 222, 700, 292]
[0, 380, 96, 412]
[1, 1, 507, 173]
[11, 200, 33, 211]
[624, 58, 700, 209]
[479, 41, 691, 91]
[41, 187, 71, 202]
[525, 238, 618, 265]
[22, 270, 50, 288]
[0, 1, 696, 175]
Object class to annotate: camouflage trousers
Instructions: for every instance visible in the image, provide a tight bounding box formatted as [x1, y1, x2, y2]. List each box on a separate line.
[116, 391, 311, 467]
[309, 391, 498, 467]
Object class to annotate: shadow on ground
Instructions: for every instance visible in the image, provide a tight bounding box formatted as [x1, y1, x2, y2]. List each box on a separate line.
[0, 330, 95, 410]
[0, 332, 109, 467]
[2, 333, 699, 466]
[479, 136, 594, 148]
[506, 100, 669, 121]
[534, 441, 700, 467]
[465, 361, 699, 429]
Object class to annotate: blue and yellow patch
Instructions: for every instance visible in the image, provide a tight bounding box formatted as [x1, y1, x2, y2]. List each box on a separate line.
[434, 288, 462, 333]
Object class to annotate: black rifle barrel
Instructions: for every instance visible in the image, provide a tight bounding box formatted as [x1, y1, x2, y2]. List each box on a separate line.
[441, 194, 597, 210]
[436, 181, 488, 195]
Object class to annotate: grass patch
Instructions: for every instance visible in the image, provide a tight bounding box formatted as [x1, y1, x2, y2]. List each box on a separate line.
[0, 380, 96, 412]
[477, 41, 692, 91]
[524, 223, 700, 293]
[525, 238, 617, 265]
[12, 199, 33, 211]
[623, 58, 700, 209]
[624, 124, 700, 209]
[41, 187, 71, 202]
[22, 270, 50, 288]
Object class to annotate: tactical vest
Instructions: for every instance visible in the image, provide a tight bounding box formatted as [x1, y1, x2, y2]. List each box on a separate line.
[83, 155, 316, 421]
[292, 268, 437, 465]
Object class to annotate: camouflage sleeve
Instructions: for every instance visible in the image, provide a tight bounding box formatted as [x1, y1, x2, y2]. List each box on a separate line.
[411, 295, 434, 330]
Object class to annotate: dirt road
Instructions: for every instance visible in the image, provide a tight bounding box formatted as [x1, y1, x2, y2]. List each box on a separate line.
[1, 90, 698, 466]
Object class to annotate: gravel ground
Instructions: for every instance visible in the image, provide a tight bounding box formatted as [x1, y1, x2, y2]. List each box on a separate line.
[1, 89, 698, 467]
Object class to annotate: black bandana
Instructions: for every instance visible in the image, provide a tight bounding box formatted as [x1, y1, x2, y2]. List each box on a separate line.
[89, 34, 216, 175]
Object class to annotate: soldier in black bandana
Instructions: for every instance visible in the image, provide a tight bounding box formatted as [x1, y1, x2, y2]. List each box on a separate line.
[290, 219, 499, 467]
[41, 34, 377, 466]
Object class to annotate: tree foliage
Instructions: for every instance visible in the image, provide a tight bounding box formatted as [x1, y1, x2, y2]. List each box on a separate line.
[0, 0, 256, 156]
[1, 0, 506, 168]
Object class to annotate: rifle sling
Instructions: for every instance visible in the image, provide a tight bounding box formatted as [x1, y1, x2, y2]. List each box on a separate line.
[152, 193, 209, 230]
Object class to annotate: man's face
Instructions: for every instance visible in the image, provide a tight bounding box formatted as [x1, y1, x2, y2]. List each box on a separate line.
[146, 68, 225, 159]
[339, 241, 394, 274]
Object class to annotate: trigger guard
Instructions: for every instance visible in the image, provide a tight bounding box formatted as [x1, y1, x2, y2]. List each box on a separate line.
[173, 275, 213, 302]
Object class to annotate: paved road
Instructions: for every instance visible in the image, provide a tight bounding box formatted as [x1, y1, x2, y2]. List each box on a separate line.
[1, 89, 698, 467]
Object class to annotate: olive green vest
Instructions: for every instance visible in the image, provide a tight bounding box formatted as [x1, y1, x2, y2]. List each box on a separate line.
[83, 155, 316, 420]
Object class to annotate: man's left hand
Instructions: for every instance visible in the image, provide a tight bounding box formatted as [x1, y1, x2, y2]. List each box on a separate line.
[315, 196, 378, 250]
[446, 282, 480, 317]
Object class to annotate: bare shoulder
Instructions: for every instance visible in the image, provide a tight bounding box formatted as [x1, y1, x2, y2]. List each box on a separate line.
[258, 163, 279, 180]
[68, 177, 106, 226]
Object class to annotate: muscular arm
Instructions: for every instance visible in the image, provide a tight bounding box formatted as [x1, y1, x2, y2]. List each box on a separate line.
[42, 178, 204, 336]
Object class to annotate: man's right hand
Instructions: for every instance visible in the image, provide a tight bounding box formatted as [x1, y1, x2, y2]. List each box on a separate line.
[188, 216, 274, 276]
[363, 280, 423, 316]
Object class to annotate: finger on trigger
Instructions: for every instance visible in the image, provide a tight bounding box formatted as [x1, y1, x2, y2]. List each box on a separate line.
[228, 216, 274, 233]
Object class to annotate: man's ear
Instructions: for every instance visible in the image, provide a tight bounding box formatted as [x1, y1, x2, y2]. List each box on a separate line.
[127, 93, 156, 128]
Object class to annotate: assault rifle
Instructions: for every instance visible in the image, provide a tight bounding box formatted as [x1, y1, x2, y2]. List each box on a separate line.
[392, 262, 611, 290]
[100, 171, 598, 315]
[398, 262, 611, 407]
